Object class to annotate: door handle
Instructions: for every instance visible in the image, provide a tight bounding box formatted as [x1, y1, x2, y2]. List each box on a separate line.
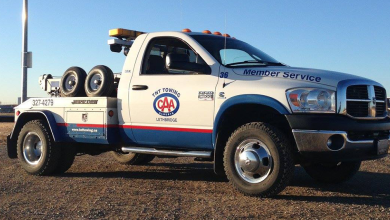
[132, 85, 148, 90]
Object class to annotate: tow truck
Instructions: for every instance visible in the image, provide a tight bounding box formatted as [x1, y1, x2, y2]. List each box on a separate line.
[7, 28, 390, 197]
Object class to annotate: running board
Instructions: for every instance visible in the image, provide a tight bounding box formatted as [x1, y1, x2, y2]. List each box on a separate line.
[121, 147, 212, 158]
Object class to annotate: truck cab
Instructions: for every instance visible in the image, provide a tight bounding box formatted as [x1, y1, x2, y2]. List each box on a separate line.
[7, 28, 390, 197]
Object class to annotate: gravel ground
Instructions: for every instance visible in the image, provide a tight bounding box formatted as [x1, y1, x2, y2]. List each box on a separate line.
[0, 122, 389, 219]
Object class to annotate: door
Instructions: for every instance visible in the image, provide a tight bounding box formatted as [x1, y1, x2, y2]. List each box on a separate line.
[129, 36, 219, 149]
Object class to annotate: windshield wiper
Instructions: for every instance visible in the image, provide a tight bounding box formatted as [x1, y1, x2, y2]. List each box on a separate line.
[225, 60, 266, 67]
[225, 60, 285, 67]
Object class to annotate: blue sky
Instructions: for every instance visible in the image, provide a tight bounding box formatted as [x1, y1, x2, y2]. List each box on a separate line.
[0, 0, 389, 104]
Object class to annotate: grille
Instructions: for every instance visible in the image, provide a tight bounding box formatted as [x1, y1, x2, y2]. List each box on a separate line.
[374, 86, 386, 101]
[346, 102, 369, 117]
[347, 85, 368, 99]
[376, 103, 386, 117]
[346, 85, 387, 118]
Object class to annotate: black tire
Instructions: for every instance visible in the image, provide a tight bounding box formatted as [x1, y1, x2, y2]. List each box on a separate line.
[85, 65, 114, 97]
[52, 145, 76, 174]
[142, 154, 155, 163]
[224, 122, 294, 197]
[302, 161, 361, 184]
[60, 66, 87, 97]
[17, 120, 60, 176]
[110, 151, 155, 165]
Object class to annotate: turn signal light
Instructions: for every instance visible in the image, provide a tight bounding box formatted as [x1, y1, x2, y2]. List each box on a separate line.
[16, 111, 21, 116]
[289, 94, 300, 107]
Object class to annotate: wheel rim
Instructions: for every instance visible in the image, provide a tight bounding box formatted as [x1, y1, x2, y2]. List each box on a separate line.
[23, 132, 43, 165]
[234, 139, 273, 183]
[89, 73, 102, 91]
[63, 73, 77, 92]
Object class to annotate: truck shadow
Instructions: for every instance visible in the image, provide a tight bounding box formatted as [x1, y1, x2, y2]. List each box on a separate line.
[276, 166, 390, 207]
[63, 162, 227, 182]
[61, 163, 390, 206]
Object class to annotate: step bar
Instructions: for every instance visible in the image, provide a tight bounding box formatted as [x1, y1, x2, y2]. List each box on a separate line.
[121, 147, 212, 158]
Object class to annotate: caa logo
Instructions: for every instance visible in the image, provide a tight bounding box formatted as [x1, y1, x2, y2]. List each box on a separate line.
[153, 93, 180, 116]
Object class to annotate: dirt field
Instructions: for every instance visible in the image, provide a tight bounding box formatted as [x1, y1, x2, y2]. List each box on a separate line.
[0, 122, 389, 219]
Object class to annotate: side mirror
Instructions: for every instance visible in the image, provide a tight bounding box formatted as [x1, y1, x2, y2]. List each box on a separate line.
[166, 53, 211, 74]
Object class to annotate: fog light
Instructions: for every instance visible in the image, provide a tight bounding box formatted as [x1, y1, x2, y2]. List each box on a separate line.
[327, 134, 345, 151]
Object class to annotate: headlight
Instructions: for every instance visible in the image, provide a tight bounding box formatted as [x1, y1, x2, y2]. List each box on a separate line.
[286, 88, 336, 113]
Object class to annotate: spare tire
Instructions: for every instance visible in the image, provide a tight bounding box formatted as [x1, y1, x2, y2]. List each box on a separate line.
[85, 65, 114, 97]
[60, 67, 87, 97]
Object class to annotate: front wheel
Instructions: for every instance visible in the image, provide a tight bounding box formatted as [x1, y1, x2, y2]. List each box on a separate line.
[224, 122, 294, 197]
[302, 161, 361, 183]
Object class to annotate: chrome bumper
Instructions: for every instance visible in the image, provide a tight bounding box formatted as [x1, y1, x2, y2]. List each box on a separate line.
[292, 129, 390, 153]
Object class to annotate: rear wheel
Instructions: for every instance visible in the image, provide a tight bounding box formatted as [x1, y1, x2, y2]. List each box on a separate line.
[224, 122, 294, 197]
[111, 151, 155, 165]
[17, 120, 60, 175]
[53, 145, 76, 174]
[302, 161, 361, 183]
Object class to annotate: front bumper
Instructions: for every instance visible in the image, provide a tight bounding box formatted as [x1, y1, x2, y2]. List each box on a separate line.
[292, 130, 389, 162]
[287, 115, 390, 162]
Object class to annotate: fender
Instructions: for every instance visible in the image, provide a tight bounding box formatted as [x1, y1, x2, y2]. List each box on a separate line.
[212, 94, 290, 147]
[10, 110, 63, 142]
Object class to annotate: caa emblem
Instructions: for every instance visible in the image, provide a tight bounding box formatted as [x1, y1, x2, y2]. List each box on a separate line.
[153, 93, 180, 116]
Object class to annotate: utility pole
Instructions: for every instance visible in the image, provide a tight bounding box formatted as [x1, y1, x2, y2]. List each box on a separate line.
[21, 0, 29, 103]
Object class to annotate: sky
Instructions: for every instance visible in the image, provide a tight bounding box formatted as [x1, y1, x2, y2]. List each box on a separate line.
[0, 0, 389, 104]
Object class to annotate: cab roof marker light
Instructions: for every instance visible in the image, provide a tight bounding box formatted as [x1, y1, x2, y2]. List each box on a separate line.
[182, 28, 192, 33]
[213, 31, 222, 36]
[222, 33, 231, 37]
[202, 30, 212, 34]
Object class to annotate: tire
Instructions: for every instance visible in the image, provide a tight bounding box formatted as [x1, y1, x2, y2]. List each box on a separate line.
[110, 151, 155, 165]
[85, 65, 114, 97]
[60, 66, 87, 97]
[223, 122, 294, 197]
[17, 120, 60, 176]
[141, 154, 155, 164]
[52, 145, 76, 174]
[302, 161, 361, 183]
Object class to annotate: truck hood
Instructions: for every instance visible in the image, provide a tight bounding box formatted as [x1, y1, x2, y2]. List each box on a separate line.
[232, 66, 369, 87]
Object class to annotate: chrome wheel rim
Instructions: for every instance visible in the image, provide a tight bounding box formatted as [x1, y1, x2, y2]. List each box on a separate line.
[23, 132, 43, 165]
[234, 139, 273, 183]
[64, 74, 76, 92]
[89, 73, 102, 91]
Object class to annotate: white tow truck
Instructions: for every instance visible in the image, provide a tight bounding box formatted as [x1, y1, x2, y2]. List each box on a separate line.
[7, 28, 390, 197]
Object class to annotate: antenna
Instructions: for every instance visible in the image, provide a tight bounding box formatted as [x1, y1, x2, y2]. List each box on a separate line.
[222, 11, 227, 87]
[180, 0, 183, 29]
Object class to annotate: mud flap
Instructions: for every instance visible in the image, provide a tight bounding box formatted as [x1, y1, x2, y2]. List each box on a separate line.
[6, 135, 17, 159]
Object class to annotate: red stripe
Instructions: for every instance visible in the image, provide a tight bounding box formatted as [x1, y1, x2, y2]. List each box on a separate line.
[120, 125, 213, 133]
[57, 123, 68, 127]
[76, 124, 105, 128]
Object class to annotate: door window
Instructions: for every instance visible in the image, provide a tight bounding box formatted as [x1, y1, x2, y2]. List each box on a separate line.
[142, 37, 207, 75]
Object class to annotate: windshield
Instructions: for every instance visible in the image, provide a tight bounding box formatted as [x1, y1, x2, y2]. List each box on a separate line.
[191, 35, 281, 67]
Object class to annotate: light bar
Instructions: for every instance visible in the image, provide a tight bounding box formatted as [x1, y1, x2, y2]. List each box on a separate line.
[109, 28, 144, 39]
